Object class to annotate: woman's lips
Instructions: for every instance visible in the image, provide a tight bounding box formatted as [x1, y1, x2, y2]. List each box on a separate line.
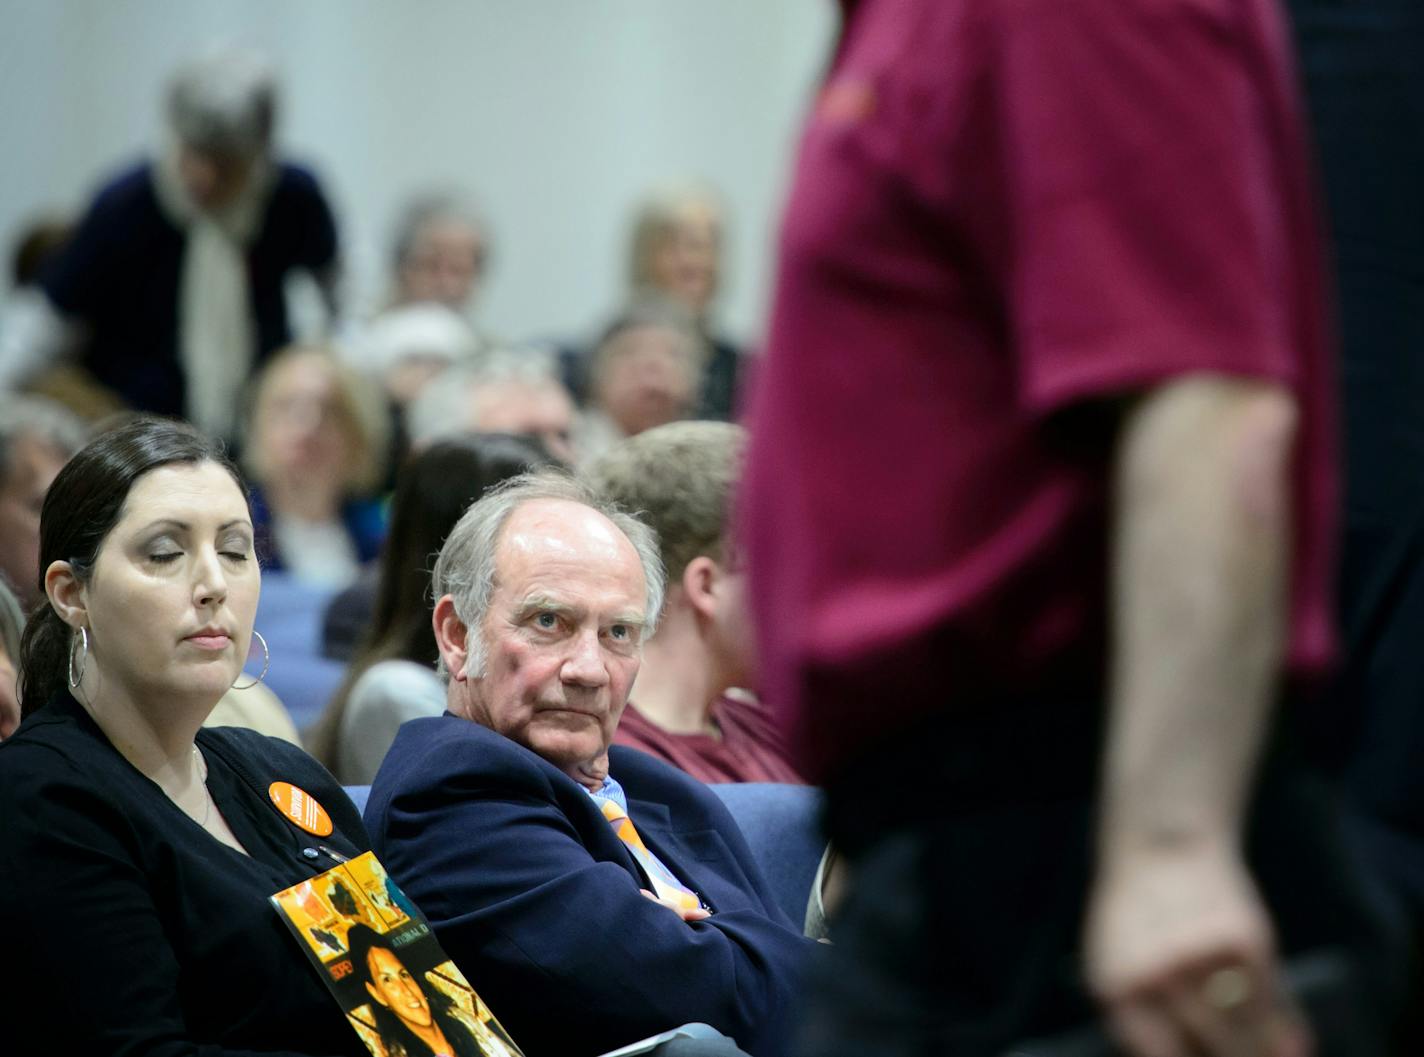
[185, 634, 231, 650]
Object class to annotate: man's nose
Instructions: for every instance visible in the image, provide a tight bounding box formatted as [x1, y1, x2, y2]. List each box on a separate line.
[561, 628, 610, 688]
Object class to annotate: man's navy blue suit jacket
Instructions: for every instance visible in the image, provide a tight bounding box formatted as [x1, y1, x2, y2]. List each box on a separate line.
[365, 715, 815, 1057]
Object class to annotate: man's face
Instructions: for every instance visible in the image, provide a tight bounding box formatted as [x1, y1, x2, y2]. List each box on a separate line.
[176, 145, 254, 212]
[597, 325, 698, 438]
[400, 219, 487, 311]
[455, 499, 647, 785]
[471, 381, 576, 464]
[649, 206, 720, 318]
[708, 563, 758, 691]
[0, 433, 68, 608]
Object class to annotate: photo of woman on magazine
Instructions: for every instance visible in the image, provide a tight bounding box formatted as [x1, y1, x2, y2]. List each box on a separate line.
[345, 923, 494, 1057]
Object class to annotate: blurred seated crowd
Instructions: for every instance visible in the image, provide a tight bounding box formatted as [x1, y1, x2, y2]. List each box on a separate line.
[0, 45, 756, 745]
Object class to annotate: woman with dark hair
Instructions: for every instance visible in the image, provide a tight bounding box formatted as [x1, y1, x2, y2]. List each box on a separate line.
[309, 433, 551, 783]
[0, 416, 371, 1056]
[345, 924, 490, 1057]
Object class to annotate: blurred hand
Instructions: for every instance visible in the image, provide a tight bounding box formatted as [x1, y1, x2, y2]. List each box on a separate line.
[0, 650, 19, 740]
[640, 888, 710, 922]
[1085, 842, 1310, 1057]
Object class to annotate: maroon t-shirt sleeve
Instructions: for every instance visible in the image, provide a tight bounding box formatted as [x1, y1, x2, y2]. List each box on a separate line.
[993, 0, 1299, 413]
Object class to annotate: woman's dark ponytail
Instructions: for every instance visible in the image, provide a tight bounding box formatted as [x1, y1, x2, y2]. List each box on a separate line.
[18, 605, 78, 718]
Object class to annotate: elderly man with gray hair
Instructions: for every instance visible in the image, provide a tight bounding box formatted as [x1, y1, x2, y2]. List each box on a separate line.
[364, 471, 814, 1057]
[405, 350, 577, 464]
[0, 45, 339, 441]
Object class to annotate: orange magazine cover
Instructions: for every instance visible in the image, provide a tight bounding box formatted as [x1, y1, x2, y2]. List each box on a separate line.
[271, 851, 524, 1057]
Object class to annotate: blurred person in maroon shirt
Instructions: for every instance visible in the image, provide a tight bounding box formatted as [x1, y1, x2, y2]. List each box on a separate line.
[742, 1, 1406, 1056]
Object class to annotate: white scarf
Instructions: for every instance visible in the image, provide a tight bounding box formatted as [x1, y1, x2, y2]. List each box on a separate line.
[152, 149, 273, 439]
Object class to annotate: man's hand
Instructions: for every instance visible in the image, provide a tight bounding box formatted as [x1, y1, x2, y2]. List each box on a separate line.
[640, 888, 710, 922]
[1086, 841, 1309, 1057]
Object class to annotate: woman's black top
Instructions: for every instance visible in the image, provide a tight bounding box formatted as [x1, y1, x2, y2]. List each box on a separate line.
[0, 691, 371, 1056]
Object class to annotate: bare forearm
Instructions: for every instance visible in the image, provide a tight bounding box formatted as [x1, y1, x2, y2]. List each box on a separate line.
[1100, 376, 1296, 862]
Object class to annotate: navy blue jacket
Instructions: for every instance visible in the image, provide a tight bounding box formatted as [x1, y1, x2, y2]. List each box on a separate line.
[365, 715, 815, 1057]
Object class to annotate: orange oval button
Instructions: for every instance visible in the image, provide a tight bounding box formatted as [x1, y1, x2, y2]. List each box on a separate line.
[268, 782, 333, 837]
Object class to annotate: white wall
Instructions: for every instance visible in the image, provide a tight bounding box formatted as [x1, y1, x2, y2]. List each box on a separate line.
[0, 0, 836, 346]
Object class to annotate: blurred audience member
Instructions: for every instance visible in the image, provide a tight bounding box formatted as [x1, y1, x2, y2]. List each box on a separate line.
[0, 394, 86, 609]
[1287, 2, 1424, 974]
[10, 215, 72, 288]
[4, 215, 127, 421]
[243, 346, 389, 586]
[589, 422, 800, 784]
[390, 193, 489, 316]
[0, 46, 339, 441]
[407, 351, 576, 463]
[628, 185, 745, 420]
[312, 433, 552, 781]
[573, 299, 701, 466]
[204, 680, 303, 746]
[349, 301, 482, 410]
[0, 578, 21, 739]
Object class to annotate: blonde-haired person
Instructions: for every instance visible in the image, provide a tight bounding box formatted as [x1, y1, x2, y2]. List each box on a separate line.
[627, 184, 745, 420]
[243, 345, 391, 587]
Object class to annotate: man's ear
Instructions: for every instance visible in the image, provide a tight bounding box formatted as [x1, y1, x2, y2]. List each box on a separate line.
[44, 560, 89, 630]
[432, 595, 471, 682]
[682, 556, 721, 621]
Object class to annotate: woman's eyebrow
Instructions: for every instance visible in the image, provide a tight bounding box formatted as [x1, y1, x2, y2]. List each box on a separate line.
[136, 518, 189, 534]
[135, 518, 252, 533]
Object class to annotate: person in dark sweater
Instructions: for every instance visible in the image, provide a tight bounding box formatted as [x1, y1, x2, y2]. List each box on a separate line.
[0, 46, 340, 442]
[0, 416, 371, 1056]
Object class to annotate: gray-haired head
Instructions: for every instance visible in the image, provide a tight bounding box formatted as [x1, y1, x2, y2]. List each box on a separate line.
[0, 396, 86, 485]
[392, 192, 488, 272]
[432, 470, 664, 679]
[166, 46, 276, 159]
[404, 348, 570, 450]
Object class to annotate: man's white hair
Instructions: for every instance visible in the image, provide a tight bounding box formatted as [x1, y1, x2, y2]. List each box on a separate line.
[432, 470, 664, 680]
[166, 45, 276, 159]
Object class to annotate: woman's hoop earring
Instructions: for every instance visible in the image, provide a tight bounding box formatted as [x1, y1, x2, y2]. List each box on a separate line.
[231, 630, 270, 690]
[67, 627, 89, 689]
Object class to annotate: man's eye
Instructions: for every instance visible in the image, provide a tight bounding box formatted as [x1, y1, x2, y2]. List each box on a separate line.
[535, 612, 559, 629]
[221, 550, 250, 562]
